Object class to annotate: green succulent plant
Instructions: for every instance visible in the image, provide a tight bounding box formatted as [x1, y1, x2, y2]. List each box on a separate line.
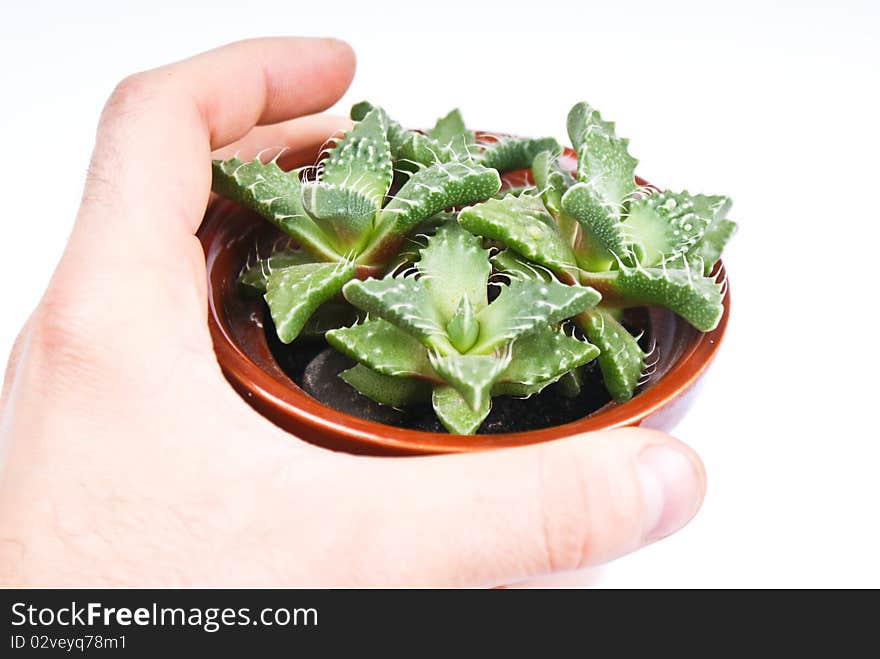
[459, 102, 736, 402]
[326, 223, 601, 434]
[350, 101, 563, 178]
[211, 106, 503, 343]
[211, 99, 735, 434]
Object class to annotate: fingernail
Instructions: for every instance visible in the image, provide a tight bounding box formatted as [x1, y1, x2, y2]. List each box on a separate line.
[638, 445, 703, 542]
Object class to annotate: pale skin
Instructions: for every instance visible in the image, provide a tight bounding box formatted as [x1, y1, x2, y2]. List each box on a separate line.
[0, 38, 705, 587]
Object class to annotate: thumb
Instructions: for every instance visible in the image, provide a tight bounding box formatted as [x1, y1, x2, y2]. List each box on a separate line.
[349, 427, 706, 587]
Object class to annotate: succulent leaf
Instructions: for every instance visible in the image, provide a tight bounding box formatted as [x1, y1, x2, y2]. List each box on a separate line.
[340, 365, 432, 407]
[428, 109, 475, 158]
[576, 309, 645, 402]
[586, 266, 724, 332]
[320, 107, 393, 208]
[395, 132, 457, 170]
[690, 218, 736, 275]
[364, 161, 501, 263]
[238, 247, 315, 295]
[341, 276, 453, 353]
[687, 193, 732, 223]
[479, 137, 561, 173]
[349, 103, 463, 169]
[458, 194, 577, 277]
[446, 297, 480, 353]
[471, 278, 601, 354]
[561, 182, 627, 271]
[264, 260, 357, 344]
[499, 326, 599, 387]
[238, 100, 737, 433]
[326, 318, 437, 379]
[566, 102, 638, 209]
[211, 158, 339, 261]
[623, 190, 728, 267]
[350, 101, 411, 155]
[417, 222, 490, 319]
[567, 101, 617, 144]
[431, 385, 491, 435]
[301, 182, 377, 253]
[492, 367, 585, 398]
[430, 353, 509, 412]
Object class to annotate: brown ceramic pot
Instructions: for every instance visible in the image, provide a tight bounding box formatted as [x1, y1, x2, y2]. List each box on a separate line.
[199, 144, 730, 455]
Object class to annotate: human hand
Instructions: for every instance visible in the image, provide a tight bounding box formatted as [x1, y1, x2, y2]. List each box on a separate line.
[0, 38, 705, 587]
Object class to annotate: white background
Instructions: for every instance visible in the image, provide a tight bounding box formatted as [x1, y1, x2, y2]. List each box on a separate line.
[1, 0, 878, 587]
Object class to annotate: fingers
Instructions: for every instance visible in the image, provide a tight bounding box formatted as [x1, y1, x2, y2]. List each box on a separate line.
[212, 114, 352, 169]
[40, 38, 354, 361]
[345, 428, 705, 587]
[76, 37, 355, 259]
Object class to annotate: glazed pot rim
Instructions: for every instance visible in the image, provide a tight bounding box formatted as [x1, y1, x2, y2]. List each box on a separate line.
[202, 202, 730, 455]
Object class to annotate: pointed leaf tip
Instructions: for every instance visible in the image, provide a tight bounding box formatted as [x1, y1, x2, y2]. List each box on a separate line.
[566, 102, 638, 210]
[432, 385, 491, 435]
[590, 266, 724, 332]
[431, 353, 508, 413]
[418, 222, 491, 321]
[320, 106, 393, 209]
[446, 297, 480, 353]
[624, 190, 731, 267]
[429, 108, 475, 158]
[238, 247, 315, 295]
[265, 260, 356, 343]
[211, 157, 339, 262]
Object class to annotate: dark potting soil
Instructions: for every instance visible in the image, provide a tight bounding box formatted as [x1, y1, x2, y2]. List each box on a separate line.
[264, 311, 651, 434]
